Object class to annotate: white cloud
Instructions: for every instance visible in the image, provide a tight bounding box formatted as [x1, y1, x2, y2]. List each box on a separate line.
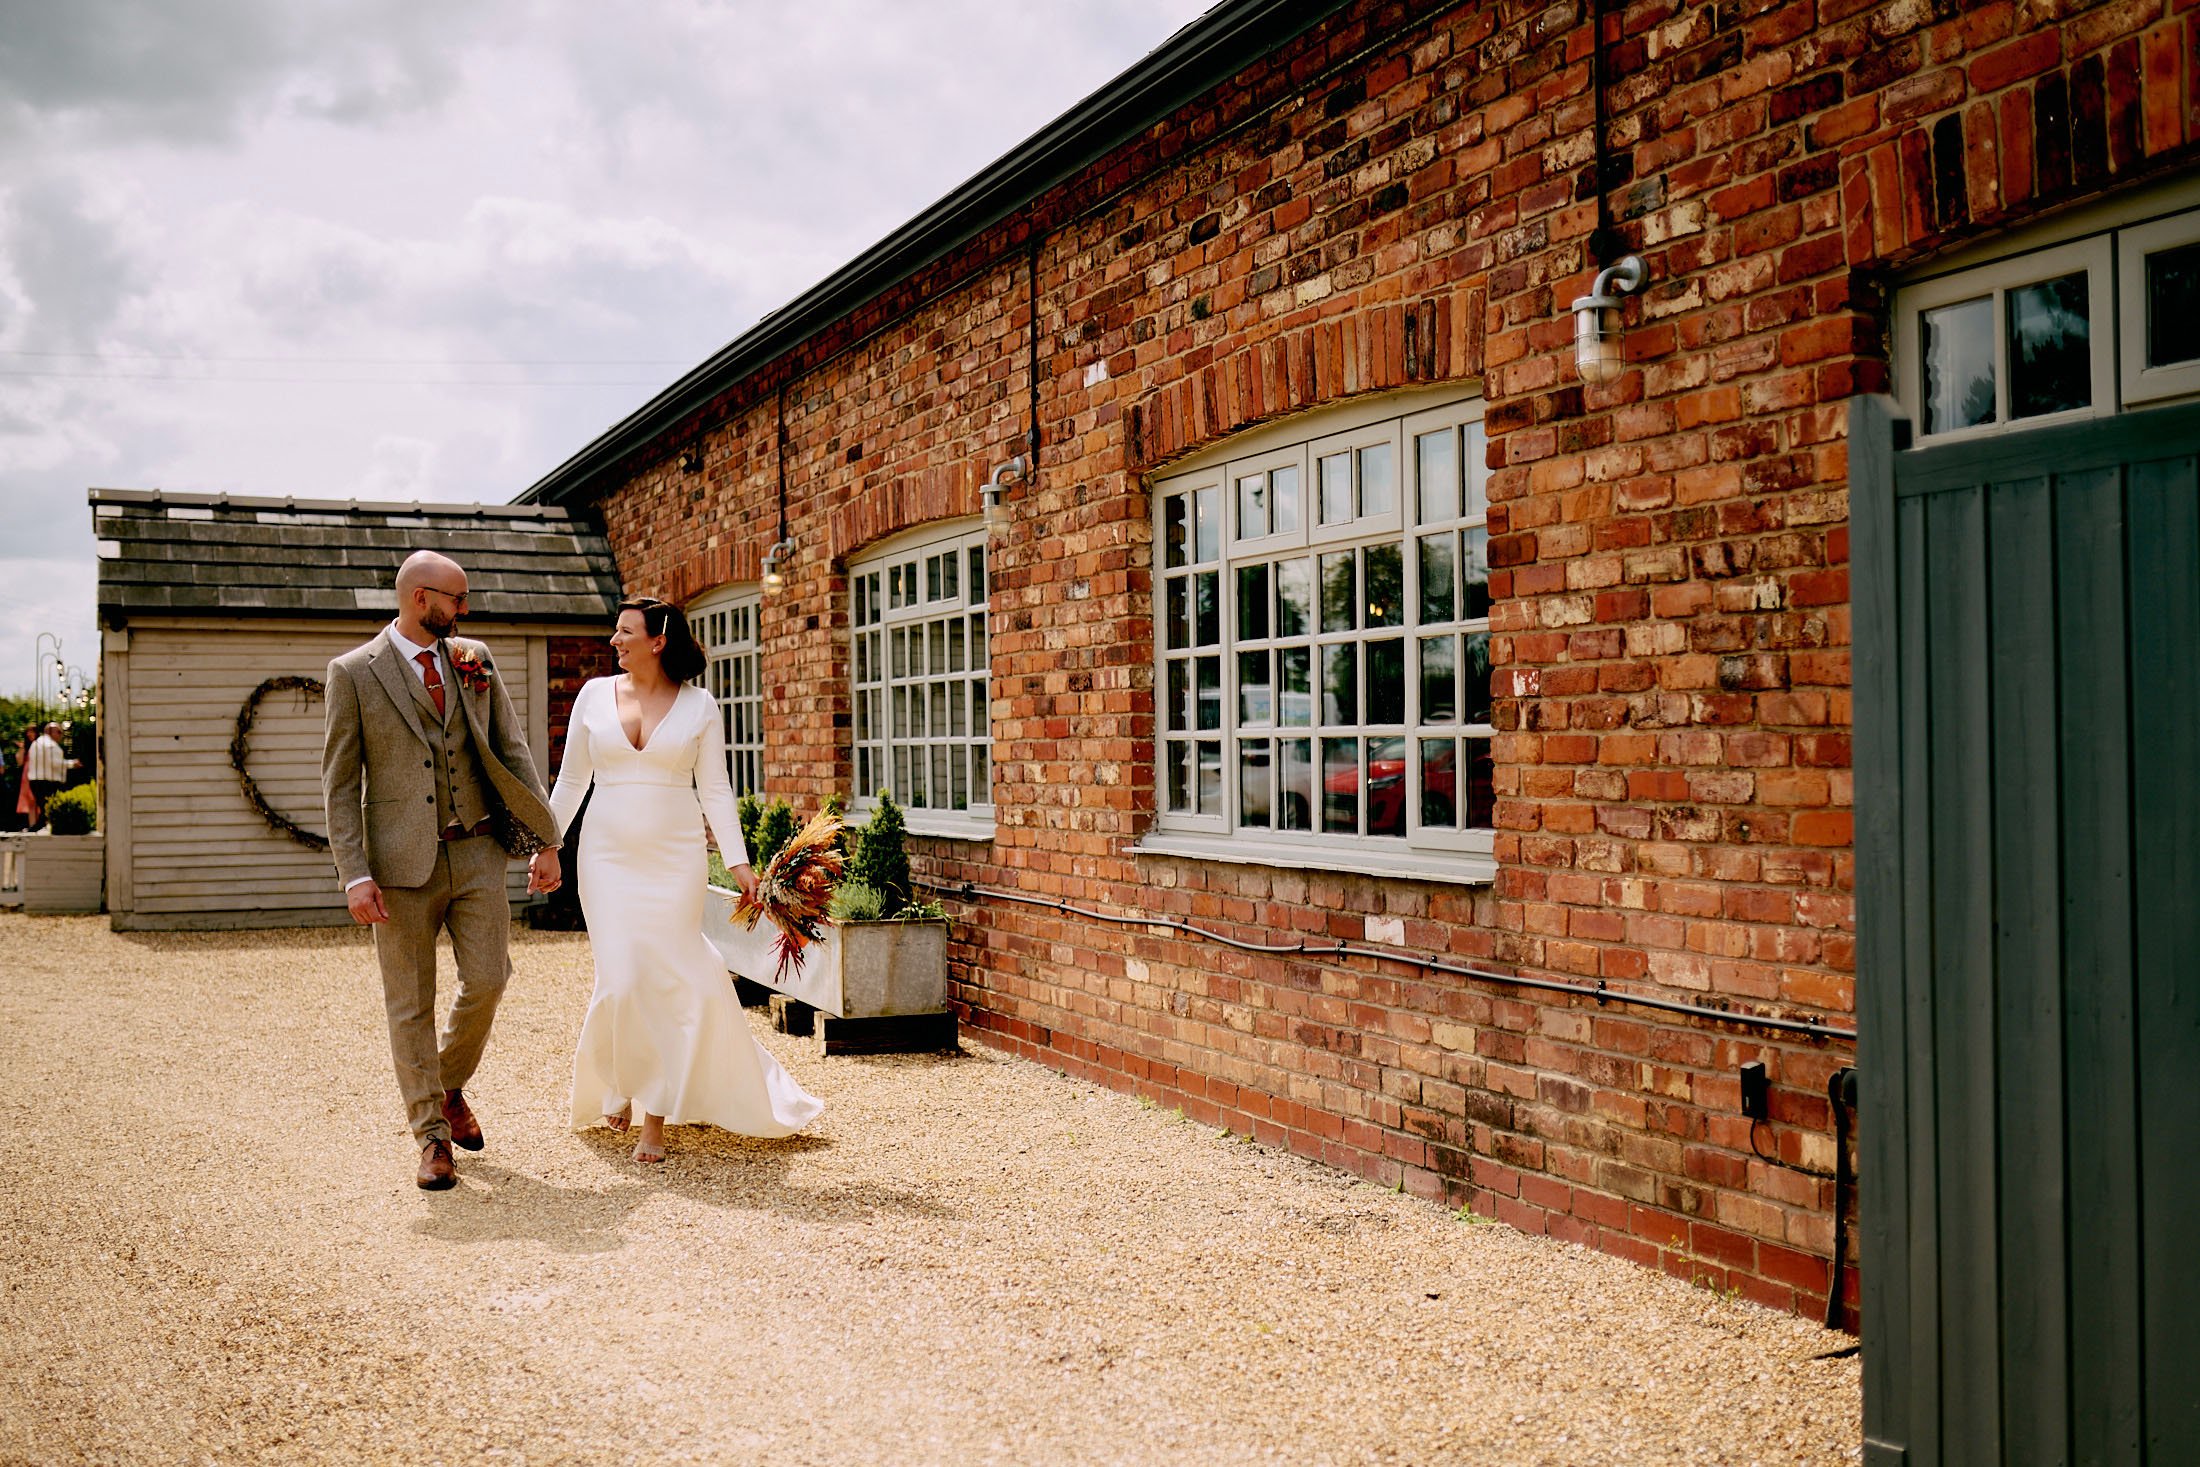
[0, 0, 1218, 695]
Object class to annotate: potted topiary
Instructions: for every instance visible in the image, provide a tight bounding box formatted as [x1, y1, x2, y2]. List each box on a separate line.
[810, 790, 954, 1054]
[21, 781, 105, 913]
[696, 790, 954, 1054]
[702, 792, 805, 1005]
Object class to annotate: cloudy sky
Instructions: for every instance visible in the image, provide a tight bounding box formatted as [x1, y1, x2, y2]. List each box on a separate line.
[0, 0, 1211, 700]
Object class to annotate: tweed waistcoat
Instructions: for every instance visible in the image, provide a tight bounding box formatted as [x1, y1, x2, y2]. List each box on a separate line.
[413, 676, 493, 834]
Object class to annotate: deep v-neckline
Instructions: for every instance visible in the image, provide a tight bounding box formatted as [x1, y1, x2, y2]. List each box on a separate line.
[614, 678, 682, 753]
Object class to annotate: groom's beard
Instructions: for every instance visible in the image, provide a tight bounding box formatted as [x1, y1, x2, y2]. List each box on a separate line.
[422, 607, 460, 638]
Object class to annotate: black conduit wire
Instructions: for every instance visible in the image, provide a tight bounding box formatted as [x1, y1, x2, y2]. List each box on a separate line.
[940, 877, 1864, 1321]
[1027, 235, 1042, 464]
[1586, 0, 1623, 266]
[934, 880, 1857, 1042]
[774, 384, 790, 548]
[1828, 1066, 1858, 1331]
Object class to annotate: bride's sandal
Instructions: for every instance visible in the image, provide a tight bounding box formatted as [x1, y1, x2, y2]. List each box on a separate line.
[633, 1134, 666, 1164]
[604, 1105, 632, 1134]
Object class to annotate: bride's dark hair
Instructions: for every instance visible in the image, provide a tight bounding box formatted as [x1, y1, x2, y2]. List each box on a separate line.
[618, 597, 707, 684]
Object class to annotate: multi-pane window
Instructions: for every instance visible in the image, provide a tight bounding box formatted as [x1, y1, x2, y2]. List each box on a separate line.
[850, 519, 991, 836]
[1896, 191, 2200, 439]
[1153, 393, 1494, 876]
[688, 586, 763, 796]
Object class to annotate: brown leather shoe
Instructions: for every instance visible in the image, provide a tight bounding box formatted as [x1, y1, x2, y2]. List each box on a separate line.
[443, 1089, 484, 1152]
[417, 1138, 457, 1190]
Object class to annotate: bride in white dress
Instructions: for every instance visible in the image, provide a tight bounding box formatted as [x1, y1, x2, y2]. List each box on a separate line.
[533, 597, 823, 1162]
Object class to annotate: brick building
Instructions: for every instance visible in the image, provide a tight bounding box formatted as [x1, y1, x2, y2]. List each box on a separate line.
[517, 0, 2200, 1321]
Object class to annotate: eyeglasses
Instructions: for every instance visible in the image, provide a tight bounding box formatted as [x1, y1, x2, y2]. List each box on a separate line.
[421, 586, 470, 606]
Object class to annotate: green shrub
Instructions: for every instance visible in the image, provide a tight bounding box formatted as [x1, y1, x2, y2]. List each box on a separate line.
[847, 790, 911, 914]
[827, 880, 884, 922]
[735, 793, 799, 872]
[897, 896, 947, 922]
[45, 781, 97, 835]
[823, 792, 852, 859]
[736, 791, 763, 857]
[706, 850, 738, 890]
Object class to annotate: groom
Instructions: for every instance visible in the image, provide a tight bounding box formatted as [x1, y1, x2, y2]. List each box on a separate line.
[320, 551, 563, 1190]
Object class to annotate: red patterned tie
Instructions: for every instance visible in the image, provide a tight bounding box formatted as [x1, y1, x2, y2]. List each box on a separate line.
[415, 650, 446, 717]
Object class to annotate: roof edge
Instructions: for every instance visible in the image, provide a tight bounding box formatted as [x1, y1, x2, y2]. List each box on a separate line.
[515, 0, 1356, 509]
[90, 487, 590, 521]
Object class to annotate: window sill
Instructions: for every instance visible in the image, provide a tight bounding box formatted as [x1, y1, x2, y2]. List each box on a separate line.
[855, 808, 995, 843]
[1129, 832, 1495, 887]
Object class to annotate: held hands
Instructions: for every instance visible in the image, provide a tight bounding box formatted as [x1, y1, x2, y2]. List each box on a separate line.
[346, 880, 391, 926]
[528, 849, 563, 894]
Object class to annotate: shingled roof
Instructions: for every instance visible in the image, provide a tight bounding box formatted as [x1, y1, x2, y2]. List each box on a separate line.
[90, 488, 623, 625]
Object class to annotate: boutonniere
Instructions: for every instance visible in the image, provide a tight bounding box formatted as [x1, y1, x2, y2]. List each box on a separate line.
[447, 644, 493, 694]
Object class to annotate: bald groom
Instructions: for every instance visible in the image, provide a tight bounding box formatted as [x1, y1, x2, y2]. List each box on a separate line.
[320, 552, 564, 1190]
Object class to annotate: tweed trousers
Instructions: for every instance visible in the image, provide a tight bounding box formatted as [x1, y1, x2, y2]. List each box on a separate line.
[372, 832, 511, 1144]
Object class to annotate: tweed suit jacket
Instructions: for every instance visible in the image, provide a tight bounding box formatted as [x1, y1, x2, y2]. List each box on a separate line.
[320, 630, 560, 891]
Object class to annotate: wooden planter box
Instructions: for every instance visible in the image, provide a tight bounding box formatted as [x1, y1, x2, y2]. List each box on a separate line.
[11, 833, 106, 914]
[701, 886, 955, 1053]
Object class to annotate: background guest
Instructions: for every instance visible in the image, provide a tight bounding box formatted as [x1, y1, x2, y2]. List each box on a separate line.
[28, 722, 74, 820]
[0, 736, 23, 832]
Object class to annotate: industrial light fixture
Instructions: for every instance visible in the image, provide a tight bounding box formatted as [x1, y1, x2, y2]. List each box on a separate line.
[759, 536, 795, 591]
[678, 444, 704, 474]
[981, 453, 1031, 533]
[1570, 253, 1648, 385]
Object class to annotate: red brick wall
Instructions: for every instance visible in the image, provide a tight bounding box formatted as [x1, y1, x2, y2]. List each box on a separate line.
[546, 635, 618, 769]
[575, 0, 2200, 1323]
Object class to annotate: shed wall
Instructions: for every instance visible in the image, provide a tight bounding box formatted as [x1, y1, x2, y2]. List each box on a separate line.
[104, 620, 590, 928]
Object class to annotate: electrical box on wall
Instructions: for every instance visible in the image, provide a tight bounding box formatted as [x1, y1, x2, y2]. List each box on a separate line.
[1739, 1061, 1770, 1120]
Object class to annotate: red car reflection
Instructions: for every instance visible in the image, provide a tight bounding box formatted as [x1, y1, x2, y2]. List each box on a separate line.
[1319, 737, 1491, 833]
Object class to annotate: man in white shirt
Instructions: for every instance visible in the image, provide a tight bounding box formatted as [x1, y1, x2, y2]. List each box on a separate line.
[27, 722, 72, 814]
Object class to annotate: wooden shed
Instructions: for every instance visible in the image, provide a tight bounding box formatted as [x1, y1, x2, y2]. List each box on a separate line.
[91, 489, 621, 930]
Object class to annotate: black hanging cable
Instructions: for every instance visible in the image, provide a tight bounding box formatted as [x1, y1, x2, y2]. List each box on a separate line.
[1027, 234, 1042, 463]
[775, 383, 790, 548]
[1587, 0, 1622, 265]
[1826, 1067, 1857, 1330]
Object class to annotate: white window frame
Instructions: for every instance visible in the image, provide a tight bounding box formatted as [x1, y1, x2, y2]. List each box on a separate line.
[1894, 236, 2114, 444]
[849, 517, 993, 841]
[1894, 174, 2200, 439]
[686, 583, 764, 798]
[1139, 386, 1495, 886]
[2117, 207, 2200, 407]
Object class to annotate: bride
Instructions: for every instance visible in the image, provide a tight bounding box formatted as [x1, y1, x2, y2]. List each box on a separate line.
[531, 596, 823, 1162]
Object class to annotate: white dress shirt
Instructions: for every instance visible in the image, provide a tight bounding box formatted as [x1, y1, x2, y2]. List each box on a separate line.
[27, 733, 66, 783]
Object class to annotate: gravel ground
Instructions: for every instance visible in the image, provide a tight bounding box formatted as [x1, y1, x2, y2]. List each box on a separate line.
[0, 913, 1860, 1466]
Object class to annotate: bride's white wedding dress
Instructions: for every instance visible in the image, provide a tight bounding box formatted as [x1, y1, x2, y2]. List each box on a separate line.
[548, 676, 823, 1135]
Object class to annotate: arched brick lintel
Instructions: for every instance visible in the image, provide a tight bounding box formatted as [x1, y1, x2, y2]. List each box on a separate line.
[1128, 291, 1486, 472]
[827, 466, 984, 564]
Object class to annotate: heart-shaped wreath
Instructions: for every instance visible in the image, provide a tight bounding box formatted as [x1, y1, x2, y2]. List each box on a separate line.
[231, 676, 330, 851]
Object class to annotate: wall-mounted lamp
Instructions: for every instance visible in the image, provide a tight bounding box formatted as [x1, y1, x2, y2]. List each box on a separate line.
[982, 453, 1030, 533]
[1570, 254, 1648, 385]
[678, 445, 704, 474]
[759, 536, 796, 591]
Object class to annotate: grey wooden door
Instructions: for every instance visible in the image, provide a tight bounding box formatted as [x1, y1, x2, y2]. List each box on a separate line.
[1852, 396, 2200, 1466]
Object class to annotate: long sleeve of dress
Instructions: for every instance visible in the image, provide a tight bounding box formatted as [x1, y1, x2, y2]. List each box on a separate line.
[693, 694, 750, 867]
[548, 680, 597, 839]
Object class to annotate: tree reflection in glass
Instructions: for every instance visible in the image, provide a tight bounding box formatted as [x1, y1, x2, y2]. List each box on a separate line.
[1923, 295, 1995, 434]
[1463, 632, 1493, 724]
[2007, 271, 2090, 419]
[2146, 242, 2200, 369]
